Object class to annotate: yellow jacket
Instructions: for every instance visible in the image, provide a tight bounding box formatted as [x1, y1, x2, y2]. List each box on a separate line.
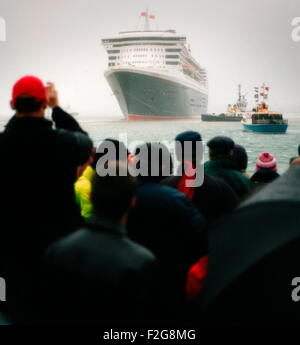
[74, 166, 95, 219]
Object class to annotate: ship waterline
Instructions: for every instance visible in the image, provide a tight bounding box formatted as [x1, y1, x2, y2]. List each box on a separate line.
[242, 123, 288, 133]
[105, 68, 208, 119]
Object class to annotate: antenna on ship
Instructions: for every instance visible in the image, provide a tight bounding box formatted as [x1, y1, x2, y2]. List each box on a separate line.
[238, 84, 241, 101]
[140, 8, 156, 31]
[236, 84, 247, 112]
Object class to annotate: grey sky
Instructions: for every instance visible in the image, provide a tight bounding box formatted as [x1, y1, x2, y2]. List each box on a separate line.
[0, 0, 299, 117]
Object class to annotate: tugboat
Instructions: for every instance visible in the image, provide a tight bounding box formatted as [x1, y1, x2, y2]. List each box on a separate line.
[202, 84, 247, 121]
[242, 84, 288, 133]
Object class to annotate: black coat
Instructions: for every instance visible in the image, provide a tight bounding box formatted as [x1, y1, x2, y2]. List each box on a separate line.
[0, 107, 92, 231]
[161, 174, 239, 223]
[127, 177, 207, 301]
[201, 165, 300, 325]
[0, 107, 93, 323]
[43, 215, 160, 325]
[251, 169, 280, 184]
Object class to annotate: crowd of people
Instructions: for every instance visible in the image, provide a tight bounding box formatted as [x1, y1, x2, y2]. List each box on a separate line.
[0, 75, 300, 325]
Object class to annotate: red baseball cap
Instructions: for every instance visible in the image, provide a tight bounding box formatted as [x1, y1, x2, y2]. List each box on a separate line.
[11, 76, 47, 105]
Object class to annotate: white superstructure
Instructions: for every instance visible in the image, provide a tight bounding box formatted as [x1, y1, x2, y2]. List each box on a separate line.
[101, 11, 208, 119]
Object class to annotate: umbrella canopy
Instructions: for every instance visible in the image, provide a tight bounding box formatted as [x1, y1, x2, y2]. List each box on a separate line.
[201, 165, 300, 324]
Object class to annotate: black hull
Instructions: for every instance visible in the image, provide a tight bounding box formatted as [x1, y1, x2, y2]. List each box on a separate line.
[201, 114, 242, 122]
[105, 70, 208, 119]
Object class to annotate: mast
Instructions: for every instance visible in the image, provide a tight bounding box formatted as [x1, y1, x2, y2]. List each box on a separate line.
[141, 9, 150, 31]
[145, 8, 149, 30]
[238, 84, 241, 102]
[140, 9, 156, 31]
[235, 84, 247, 112]
[254, 83, 270, 111]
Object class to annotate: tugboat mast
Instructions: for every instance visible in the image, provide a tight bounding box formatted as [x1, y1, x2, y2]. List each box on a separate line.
[254, 83, 270, 112]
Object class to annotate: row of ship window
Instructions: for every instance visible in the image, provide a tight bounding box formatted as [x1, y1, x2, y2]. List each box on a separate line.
[109, 43, 183, 48]
[107, 48, 182, 54]
[108, 61, 180, 66]
[109, 55, 179, 60]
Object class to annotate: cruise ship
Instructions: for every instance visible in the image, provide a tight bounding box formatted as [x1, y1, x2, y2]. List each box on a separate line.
[102, 11, 208, 120]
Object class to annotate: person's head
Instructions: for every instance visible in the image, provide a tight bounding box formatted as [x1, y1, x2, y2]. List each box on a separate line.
[133, 142, 173, 181]
[256, 152, 277, 171]
[92, 139, 129, 171]
[91, 161, 137, 222]
[231, 144, 248, 172]
[175, 130, 202, 165]
[207, 136, 235, 160]
[10, 76, 47, 117]
[76, 147, 96, 179]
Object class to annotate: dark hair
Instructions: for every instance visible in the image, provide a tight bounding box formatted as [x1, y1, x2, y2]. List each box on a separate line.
[91, 161, 137, 221]
[92, 139, 129, 170]
[134, 142, 173, 178]
[175, 131, 203, 165]
[14, 96, 44, 114]
[232, 144, 248, 171]
[207, 136, 235, 159]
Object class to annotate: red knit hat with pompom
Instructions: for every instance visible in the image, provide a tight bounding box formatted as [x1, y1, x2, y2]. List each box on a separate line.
[256, 152, 277, 171]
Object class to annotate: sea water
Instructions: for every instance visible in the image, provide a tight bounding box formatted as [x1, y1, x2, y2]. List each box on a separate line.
[80, 113, 300, 175]
[0, 113, 299, 175]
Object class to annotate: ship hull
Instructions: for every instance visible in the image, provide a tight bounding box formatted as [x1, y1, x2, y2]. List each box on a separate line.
[242, 123, 288, 133]
[105, 68, 208, 120]
[201, 114, 242, 122]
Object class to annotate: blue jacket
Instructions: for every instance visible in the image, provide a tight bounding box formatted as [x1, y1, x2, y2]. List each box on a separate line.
[127, 176, 207, 301]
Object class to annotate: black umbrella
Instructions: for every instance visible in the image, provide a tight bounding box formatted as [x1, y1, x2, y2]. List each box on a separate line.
[201, 165, 300, 324]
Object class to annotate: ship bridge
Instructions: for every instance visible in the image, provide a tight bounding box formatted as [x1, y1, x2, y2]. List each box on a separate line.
[101, 12, 207, 87]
